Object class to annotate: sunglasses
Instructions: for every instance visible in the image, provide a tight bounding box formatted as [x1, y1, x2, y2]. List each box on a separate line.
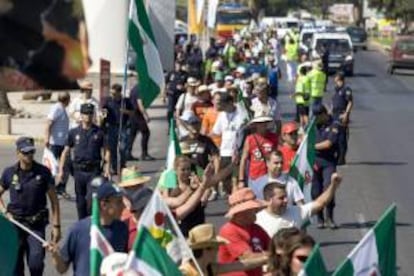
[295, 255, 309, 263]
[21, 150, 35, 155]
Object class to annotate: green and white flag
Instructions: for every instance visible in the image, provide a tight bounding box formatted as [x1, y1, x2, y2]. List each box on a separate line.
[90, 194, 114, 276]
[128, 0, 165, 108]
[157, 119, 181, 189]
[124, 227, 182, 275]
[333, 204, 397, 276]
[289, 118, 316, 202]
[298, 244, 328, 276]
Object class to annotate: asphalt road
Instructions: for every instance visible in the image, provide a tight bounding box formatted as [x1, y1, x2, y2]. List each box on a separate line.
[1, 47, 414, 275]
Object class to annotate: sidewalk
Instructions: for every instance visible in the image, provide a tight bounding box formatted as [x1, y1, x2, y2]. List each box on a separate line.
[368, 39, 391, 55]
[0, 91, 167, 143]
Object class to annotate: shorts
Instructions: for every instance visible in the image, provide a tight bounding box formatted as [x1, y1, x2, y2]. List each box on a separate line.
[297, 104, 309, 116]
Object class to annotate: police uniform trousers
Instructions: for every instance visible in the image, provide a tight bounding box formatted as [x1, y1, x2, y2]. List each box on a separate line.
[126, 111, 150, 157]
[73, 166, 100, 219]
[107, 125, 128, 172]
[49, 144, 70, 193]
[311, 160, 336, 222]
[337, 124, 348, 165]
[14, 220, 46, 276]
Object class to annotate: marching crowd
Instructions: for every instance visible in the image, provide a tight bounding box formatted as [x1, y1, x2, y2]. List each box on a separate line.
[0, 24, 353, 276]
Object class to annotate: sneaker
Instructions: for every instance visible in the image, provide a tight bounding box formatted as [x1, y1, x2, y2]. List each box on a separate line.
[141, 154, 156, 161]
[126, 155, 139, 161]
[326, 219, 338, 230]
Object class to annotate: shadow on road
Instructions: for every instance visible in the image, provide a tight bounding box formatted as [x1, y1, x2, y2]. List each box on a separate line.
[392, 71, 414, 77]
[148, 104, 167, 110]
[346, 161, 407, 166]
[340, 221, 411, 229]
[320, 240, 359, 248]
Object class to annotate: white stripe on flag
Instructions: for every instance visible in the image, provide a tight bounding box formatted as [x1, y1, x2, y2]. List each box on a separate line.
[90, 225, 114, 256]
[349, 229, 379, 275]
[125, 251, 163, 276]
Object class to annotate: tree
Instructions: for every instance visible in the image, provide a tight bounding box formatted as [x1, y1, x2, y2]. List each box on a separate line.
[369, 0, 414, 33]
[0, 92, 13, 115]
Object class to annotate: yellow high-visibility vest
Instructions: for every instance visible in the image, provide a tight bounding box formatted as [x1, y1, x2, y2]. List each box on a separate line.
[309, 68, 326, 98]
[285, 42, 298, 62]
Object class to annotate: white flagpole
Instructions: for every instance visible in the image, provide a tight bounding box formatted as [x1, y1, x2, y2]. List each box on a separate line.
[8, 217, 47, 245]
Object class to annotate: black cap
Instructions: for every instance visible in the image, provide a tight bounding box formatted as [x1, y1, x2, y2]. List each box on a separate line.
[16, 136, 35, 153]
[96, 180, 124, 201]
[127, 187, 153, 212]
[312, 104, 328, 116]
[80, 103, 95, 115]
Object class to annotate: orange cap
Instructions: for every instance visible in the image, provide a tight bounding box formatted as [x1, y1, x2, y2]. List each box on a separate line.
[282, 122, 298, 134]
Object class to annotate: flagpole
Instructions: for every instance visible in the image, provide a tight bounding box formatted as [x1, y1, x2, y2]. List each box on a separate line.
[117, 0, 135, 176]
[8, 216, 47, 245]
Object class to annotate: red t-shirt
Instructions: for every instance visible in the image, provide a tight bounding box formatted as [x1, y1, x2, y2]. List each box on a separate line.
[247, 133, 278, 180]
[218, 221, 270, 276]
[278, 144, 297, 173]
[121, 209, 137, 251]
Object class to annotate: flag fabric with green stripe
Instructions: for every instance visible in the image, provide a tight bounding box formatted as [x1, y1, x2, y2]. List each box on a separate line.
[128, 0, 165, 108]
[298, 244, 328, 276]
[289, 118, 316, 202]
[90, 194, 114, 276]
[333, 204, 397, 276]
[0, 214, 18, 276]
[124, 227, 181, 275]
[158, 119, 181, 189]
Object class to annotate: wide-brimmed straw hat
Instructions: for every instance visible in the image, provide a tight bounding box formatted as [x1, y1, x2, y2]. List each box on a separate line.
[197, 84, 210, 94]
[225, 188, 266, 218]
[118, 167, 151, 188]
[187, 224, 228, 249]
[248, 116, 274, 126]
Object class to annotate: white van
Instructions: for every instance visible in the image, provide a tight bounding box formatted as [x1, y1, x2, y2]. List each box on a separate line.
[273, 17, 300, 39]
[311, 32, 355, 76]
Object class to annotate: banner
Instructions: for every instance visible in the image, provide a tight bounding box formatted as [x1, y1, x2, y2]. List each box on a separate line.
[0, 0, 90, 91]
[207, 0, 219, 29]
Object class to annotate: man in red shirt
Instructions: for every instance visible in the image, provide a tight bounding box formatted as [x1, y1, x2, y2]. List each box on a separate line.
[279, 122, 299, 173]
[218, 188, 270, 276]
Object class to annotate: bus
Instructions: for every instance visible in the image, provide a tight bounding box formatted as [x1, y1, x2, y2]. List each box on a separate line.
[215, 3, 252, 38]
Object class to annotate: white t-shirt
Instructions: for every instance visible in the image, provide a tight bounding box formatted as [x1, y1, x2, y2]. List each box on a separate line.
[212, 107, 247, 157]
[175, 92, 198, 115]
[68, 96, 100, 128]
[256, 203, 314, 238]
[251, 97, 281, 121]
[47, 102, 69, 146]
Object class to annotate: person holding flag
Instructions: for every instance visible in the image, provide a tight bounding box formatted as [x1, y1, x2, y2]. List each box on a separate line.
[47, 180, 128, 275]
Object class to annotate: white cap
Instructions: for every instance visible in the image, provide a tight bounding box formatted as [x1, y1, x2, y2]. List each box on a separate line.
[225, 75, 234, 82]
[236, 66, 246, 74]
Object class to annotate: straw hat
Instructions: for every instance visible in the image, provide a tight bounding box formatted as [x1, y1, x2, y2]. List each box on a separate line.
[248, 116, 274, 126]
[225, 188, 266, 218]
[187, 224, 228, 249]
[197, 84, 210, 94]
[118, 167, 151, 188]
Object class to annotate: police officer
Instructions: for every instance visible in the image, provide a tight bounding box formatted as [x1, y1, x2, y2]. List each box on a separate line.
[308, 60, 327, 111]
[164, 61, 188, 130]
[0, 136, 61, 276]
[312, 105, 340, 229]
[331, 72, 353, 165]
[102, 83, 134, 173]
[58, 103, 111, 219]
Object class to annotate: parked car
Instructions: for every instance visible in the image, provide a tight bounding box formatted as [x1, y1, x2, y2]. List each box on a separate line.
[346, 26, 368, 50]
[388, 36, 414, 74]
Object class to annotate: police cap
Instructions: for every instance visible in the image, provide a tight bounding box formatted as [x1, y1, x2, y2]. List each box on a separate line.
[16, 136, 35, 153]
[80, 103, 95, 115]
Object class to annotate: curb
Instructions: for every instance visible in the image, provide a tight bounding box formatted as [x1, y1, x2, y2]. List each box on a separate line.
[0, 135, 44, 144]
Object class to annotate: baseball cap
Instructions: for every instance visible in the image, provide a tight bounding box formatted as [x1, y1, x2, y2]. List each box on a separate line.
[97, 181, 124, 201]
[127, 187, 153, 212]
[16, 136, 35, 153]
[80, 103, 95, 115]
[282, 122, 299, 134]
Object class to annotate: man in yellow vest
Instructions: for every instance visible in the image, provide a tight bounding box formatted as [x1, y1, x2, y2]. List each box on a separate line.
[308, 59, 327, 111]
[284, 38, 299, 84]
[294, 61, 312, 129]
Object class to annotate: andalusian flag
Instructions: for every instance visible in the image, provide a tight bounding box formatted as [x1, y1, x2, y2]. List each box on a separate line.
[128, 0, 165, 108]
[333, 204, 397, 276]
[124, 227, 181, 275]
[298, 244, 328, 276]
[90, 194, 114, 276]
[289, 118, 316, 202]
[0, 214, 18, 276]
[157, 119, 181, 189]
[138, 190, 194, 264]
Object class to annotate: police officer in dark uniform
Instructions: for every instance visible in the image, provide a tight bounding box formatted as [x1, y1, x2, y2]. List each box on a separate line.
[102, 83, 134, 173]
[164, 61, 188, 129]
[0, 136, 61, 276]
[312, 105, 340, 229]
[332, 72, 353, 165]
[58, 103, 111, 219]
